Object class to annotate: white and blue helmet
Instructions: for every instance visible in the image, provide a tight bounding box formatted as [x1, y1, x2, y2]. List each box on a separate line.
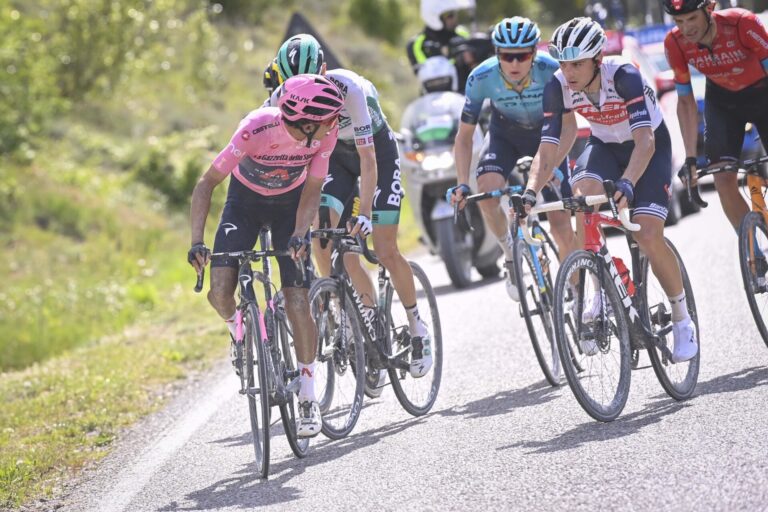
[492, 17, 541, 49]
[549, 17, 606, 62]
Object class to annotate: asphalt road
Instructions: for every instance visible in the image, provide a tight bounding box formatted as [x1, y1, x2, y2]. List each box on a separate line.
[62, 192, 768, 512]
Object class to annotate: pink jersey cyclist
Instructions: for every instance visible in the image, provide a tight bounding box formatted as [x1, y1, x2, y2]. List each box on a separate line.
[212, 107, 338, 196]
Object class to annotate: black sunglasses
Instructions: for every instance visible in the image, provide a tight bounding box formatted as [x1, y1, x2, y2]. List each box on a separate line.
[497, 51, 534, 63]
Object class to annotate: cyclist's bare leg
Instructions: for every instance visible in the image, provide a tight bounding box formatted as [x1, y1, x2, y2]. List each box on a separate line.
[546, 209, 578, 263]
[312, 207, 376, 307]
[283, 287, 317, 364]
[713, 168, 749, 231]
[372, 224, 416, 307]
[631, 215, 683, 297]
[208, 266, 238, 319]
[476, 172, 511, 243]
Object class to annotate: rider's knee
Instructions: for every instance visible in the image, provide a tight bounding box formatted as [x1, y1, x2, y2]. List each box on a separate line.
[375, 244, 401, 266]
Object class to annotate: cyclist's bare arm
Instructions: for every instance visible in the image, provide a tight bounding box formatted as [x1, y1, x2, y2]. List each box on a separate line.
[454, 121, 476, 187]
[531, 111, 578, 188]
[190, 164, 228, 247]
[676, 93, 698, 161]
[292, 174, 325, 247]
[527, 141, 560, 194]
[356, 144, 377, 219]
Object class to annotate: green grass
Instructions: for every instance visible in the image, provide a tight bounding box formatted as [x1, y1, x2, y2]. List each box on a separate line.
[0, 296, 222, 509]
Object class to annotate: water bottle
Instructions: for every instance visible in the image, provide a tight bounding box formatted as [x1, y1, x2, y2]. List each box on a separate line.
[612, 257, 635, 296]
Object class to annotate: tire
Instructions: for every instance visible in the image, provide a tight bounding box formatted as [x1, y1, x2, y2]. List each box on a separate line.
[309, 278, 366, 440]
[387, 262, 443, 416]
[553, 250, 632, 422]
[434, 216, 473, 288]
[243, 303, 271, 478]
[738, 212, 768, 347]
[476, 262, 500, 279]
[276, 311, 310, 458]
[513, 230, 562, 387]
[642, 239, 700, 400]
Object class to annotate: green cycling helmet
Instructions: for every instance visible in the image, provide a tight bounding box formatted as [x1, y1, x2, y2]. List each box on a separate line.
[276, 34, 325, 81]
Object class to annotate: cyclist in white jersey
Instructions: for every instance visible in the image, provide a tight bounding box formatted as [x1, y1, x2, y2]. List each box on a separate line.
[268, 34, 433, 378]
[522, 18, 698, 363]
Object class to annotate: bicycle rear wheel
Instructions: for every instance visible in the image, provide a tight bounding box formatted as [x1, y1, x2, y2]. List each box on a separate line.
[309, 278, 365, 440]
[553, 250, 632, 422]
[276, 309, 310, 458]
[738, 212, 768, 347]
[642, 239, 700, 400]
[387, 262, 442, 416]
[243, 303, 271, 477]
[513, 227, 562, 387]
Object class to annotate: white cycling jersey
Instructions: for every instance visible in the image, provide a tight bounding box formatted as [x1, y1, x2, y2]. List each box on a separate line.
[543, 56, 664, 145]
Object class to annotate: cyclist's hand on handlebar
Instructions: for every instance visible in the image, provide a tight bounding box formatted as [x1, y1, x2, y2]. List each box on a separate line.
[614, 178, 635, 210]
[678, 156, 699, 188]
[287, 235, 309, 261]
[446, 183, 471, 209]
[348, 214, 373, 238]
[187, 242, 210, 273]
[518, 188, 537, 220]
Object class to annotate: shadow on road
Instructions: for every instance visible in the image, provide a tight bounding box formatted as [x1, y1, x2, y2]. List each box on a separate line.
[208, 400, 384, 449]
[434, 380, 561, 420]
[157, 415, 426, 510]
[652, 365, 768, 401]
[499, 398, 693, 454]
[429, 275, 502, 298]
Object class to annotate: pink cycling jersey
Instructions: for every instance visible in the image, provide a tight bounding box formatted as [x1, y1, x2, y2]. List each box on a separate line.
[212, 107, 338, 196]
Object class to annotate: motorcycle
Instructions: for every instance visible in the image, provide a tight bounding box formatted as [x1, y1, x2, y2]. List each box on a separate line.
[399, 91, 501, 288]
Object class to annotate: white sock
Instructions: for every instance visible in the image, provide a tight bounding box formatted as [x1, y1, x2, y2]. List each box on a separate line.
[224, 312, 237, 339]
[405, 304, 427, 337]
[668, 292, 690, 323]
[298, 362, 317, 403]
[498, 231, 515, 260]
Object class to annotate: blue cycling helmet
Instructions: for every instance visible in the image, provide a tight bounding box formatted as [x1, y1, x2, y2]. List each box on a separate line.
[492, 17, 541, 49]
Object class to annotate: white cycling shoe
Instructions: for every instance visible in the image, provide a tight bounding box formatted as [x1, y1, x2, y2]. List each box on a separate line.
[671, 318, 698, 363]
[504, 261, 520, 302]
[410, 331, 433, 378]
[581, 291, 612, 324]
[296, 401, 322, 438]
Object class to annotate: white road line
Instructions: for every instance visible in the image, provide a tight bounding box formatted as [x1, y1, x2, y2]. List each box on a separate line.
[93, 376, 235, 512]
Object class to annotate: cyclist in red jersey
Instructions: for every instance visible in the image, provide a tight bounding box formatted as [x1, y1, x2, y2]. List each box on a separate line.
[188, 75, 344, 437]
[663, 0, 768, 230]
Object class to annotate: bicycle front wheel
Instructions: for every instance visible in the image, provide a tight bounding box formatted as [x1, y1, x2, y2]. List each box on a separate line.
[243, 304, 271, 477]
[276, 309, 310, 458]
[554, 250, 632, 422]
[309, 278, 365, 440]
[738, 211, 768, 347]
[387, 261, 443, 416]
[513, 228, 562, 387]
[642, 239, 700, 400]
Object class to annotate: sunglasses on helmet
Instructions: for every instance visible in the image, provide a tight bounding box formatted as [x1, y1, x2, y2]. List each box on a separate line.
[547, 45, 583, 61]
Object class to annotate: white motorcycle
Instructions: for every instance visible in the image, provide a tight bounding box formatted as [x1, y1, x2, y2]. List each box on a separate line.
[399, 90, 501, 288]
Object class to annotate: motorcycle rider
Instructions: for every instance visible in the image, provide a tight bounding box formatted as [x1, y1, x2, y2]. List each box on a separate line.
[407, 0, 475, 92]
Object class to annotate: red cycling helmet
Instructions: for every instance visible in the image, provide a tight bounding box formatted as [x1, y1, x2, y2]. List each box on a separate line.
[277, 74, 344, 123]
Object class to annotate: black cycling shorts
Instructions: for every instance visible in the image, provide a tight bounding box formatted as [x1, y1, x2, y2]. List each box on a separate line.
[704, 79, 768, 164]
[320, 128, 403, 225]
[476, 113, 571, 201]
[570, 122, 673, 221]
[212, 177, 311, 289]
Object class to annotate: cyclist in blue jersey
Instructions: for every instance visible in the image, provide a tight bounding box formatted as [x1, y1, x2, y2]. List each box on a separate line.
[448, 16, 578, 300]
